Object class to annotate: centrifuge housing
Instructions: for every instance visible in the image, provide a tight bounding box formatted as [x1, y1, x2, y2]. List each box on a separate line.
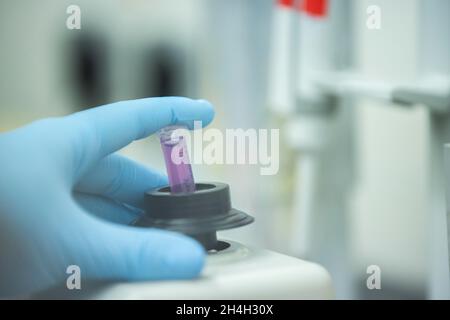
[134, 182, 254, 250]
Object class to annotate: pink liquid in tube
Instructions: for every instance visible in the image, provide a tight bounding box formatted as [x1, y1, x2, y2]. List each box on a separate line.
[159, 125, 196, 194]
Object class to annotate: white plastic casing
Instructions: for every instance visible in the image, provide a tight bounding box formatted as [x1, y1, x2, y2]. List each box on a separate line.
[91, 241, 334, 300]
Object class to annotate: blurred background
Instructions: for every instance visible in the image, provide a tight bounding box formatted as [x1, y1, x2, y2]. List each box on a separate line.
[0, 0, 449, 299]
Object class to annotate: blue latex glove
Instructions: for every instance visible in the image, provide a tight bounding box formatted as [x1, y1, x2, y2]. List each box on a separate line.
[0, 97, 214, 297]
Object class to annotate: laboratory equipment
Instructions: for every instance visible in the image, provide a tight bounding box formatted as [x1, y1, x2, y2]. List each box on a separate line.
[270, 0, 354, 298]
[269, 0, 450, 299]
[136, 126, 254, 250]
[86, 240, 334, 299]
[126, 124, 334, 299]
[135, 182, 254, 250]
[313, 0, 450, 299]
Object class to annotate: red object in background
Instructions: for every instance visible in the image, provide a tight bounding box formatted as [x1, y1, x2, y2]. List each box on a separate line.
[300, 0, 328, 17]
[277, 0, 295, 8]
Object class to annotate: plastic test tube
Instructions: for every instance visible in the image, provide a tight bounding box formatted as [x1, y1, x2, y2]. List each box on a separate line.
[158, 125, 196, 194]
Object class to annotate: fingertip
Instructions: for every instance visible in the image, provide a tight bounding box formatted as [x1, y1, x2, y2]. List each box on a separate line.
[196, 99, 215, 127]
[156, 97, 214, 130]
[164, 235, 206, 279]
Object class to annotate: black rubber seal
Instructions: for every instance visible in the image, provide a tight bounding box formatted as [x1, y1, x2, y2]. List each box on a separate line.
[133, 182, 254, 250]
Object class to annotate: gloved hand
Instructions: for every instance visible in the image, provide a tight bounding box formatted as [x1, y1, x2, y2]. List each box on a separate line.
[0, 97, 214, 297]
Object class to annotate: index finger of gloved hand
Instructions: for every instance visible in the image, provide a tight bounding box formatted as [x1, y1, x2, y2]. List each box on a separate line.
[65, 97, 214, 170]
[75, 153, 168, 208]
